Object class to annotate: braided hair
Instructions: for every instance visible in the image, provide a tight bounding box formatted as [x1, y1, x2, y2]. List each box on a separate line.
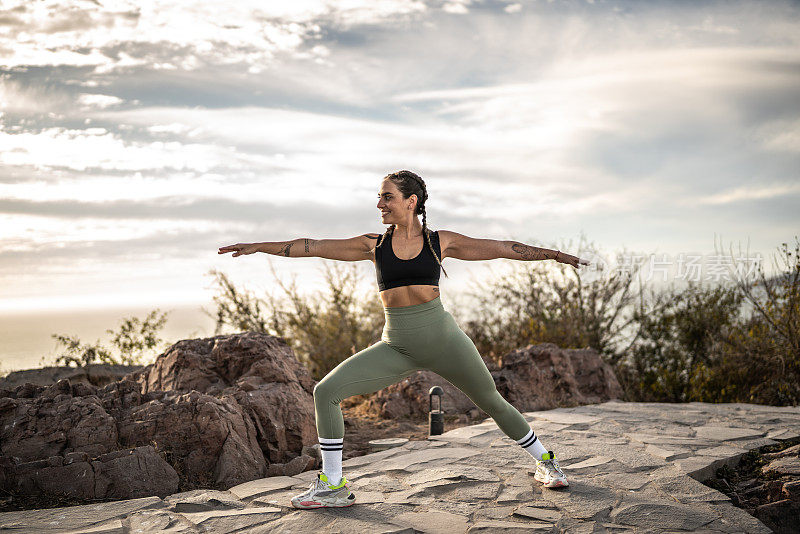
[371, 170, 449, 279]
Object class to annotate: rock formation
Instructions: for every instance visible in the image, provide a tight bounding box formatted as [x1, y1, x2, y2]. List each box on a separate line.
[493, 343, 624, 410]
[0, 333, 318, 501]
[0, 363, 143, 390]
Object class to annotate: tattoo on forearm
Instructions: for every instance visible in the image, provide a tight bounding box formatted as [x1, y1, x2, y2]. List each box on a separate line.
[304, 239, 310, 253]
[279, 242, 293, 257]
[511, 243, 548, 261]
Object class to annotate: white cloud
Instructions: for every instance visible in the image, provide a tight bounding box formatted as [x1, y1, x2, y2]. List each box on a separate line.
[0, 213, 224, 249]
[389, 46, 800, 184]
[76, 93, 124, 109]
[0, 126, 272, 172]
[442, 2, 469, 15]
[685, 15, 740, 35]
[0, 0, 428, 71]
[0, 79, 74, 114]
[147, 123, 194, 135]
[694, 182, 800, 206]
[751, 117, 800, 153]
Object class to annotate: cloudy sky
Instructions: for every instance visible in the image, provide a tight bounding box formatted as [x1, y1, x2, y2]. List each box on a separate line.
[1, 0, 798, 317]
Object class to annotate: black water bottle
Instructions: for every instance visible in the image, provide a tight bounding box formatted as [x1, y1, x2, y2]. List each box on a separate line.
[428, 386, 444, 436]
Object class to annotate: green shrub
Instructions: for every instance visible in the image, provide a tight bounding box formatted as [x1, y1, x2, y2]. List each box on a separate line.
[47, 309, 170, 368]
[459, 235, 643, 369]
[692, 238, 800, 404]
[618, 281, 744, 402]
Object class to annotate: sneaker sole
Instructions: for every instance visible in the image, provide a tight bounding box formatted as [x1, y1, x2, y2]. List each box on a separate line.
[291, 501, 355, 509]
[291, 495, 356, 509]
[533, 474, 569, 488]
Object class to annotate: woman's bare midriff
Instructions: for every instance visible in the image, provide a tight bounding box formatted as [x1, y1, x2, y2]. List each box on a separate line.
[379, 285, 440, 308]
[369, 233, 444, 307]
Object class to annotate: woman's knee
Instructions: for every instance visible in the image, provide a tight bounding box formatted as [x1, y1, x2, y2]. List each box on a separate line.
[473, 389, 512, 415]
[313, 377, 340, 406]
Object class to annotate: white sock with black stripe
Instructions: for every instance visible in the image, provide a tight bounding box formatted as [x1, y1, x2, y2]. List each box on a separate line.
[516, 428, 548, 461]
[318, 437, 343, 485]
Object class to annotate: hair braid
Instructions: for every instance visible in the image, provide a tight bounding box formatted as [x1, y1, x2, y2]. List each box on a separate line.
[374, 223, 394, 252]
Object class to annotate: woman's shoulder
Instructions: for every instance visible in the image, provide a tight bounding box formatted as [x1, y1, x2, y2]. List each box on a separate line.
[364, 229, 388, 249]
[433, 228, 453, 240]
[434, 229, 456, 256]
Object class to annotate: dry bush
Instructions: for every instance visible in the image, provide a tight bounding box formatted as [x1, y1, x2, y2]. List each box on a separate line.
[615, 237, 799, 405]
[203, 260, 384, 380]
[617, 281, 744, 402]
[693, 237, 800, 404]
[457, 234, 644, 368]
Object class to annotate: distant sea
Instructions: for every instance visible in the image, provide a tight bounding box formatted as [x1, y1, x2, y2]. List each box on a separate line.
[0, 303, 219, 374]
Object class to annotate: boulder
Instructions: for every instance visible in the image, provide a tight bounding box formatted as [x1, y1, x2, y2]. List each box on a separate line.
[350, 342, 622, 419]
[7, 445, 178, 500]
[354, 369, 481, 420]
[0, 332, 318, 501]
[125, 333, 317, 464]
[107, 380, 268, 490]
[0, 379, 119, 461]
[493, 342, 623, 410]
[0, 363, 143, 390]
[755, 499, 800, 534]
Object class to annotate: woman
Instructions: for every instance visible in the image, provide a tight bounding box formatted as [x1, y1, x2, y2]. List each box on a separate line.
[218, 170, 589, 509]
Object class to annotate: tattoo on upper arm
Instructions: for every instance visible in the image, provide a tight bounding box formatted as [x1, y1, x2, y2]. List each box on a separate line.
[304, 239, 310, 253]
[279, 243, 293, 257]
[511, 243, 547, 261]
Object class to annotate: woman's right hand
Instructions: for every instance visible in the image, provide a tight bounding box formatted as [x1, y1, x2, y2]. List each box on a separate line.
[218, 243, 261, 257]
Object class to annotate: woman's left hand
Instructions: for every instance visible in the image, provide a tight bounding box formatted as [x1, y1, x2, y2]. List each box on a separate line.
[557, 252, 591, 269]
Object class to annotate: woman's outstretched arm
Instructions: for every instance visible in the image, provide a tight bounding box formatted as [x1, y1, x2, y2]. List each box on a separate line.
[219, 234, 377, 261]
[503, 240, 590, 269]
[218, 240, 309, 257]
[439, 230, 589, 268]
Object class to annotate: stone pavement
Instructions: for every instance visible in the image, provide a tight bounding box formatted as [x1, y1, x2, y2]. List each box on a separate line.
[1, 400, 798, 533]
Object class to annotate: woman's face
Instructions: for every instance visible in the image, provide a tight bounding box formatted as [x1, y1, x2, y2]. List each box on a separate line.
[377, 180, 413, 224]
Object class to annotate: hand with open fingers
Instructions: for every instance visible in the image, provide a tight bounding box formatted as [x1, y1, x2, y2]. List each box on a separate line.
[218, 243, 261, 257]
[556, 251, 591, 269]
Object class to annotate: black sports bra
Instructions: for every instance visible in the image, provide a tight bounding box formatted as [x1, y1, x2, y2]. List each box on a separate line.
[375, 227, 442, 291]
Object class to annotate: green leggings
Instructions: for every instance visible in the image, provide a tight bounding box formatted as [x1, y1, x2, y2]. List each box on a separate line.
[313, 296, 531, 441]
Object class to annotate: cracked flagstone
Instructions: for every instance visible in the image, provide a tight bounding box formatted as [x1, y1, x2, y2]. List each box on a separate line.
[1, 400, 796, 533]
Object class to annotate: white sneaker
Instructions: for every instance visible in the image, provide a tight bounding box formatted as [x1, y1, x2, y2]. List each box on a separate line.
[533, 451, 569, 488]
[290, 472, 356, 509]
